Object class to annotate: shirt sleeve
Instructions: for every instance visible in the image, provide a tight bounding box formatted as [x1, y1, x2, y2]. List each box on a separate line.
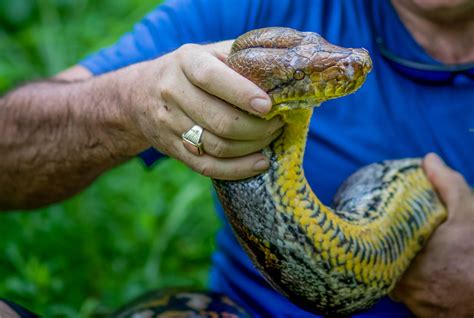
[81, 0, 245, 75]
[80, 0, 258, 166]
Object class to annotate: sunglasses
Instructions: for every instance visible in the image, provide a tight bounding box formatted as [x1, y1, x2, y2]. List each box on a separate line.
[376, 36, 474, 85]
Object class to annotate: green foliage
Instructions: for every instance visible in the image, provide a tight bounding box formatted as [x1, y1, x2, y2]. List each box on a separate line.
[0, 0, 219, 317]
[0, 0, 161, 92]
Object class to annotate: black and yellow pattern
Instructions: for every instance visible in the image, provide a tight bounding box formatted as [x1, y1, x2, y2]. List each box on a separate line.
[113, 290, 250, 318]
[214, 28, 447, 316]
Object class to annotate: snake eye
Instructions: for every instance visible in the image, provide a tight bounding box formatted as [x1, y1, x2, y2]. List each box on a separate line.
[293, 69, 305, 80]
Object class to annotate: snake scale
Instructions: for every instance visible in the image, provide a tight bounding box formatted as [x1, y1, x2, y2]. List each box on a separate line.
[213, 27, 447, 316]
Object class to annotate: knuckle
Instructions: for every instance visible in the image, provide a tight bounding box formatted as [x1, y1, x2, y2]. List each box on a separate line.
[193, 160, 214, 177]
[154, 138, 173, 157]
[176, 44, 214, 86]
[210, 139, 230, 158]
[192, 66, 213, 86]
[154, 104, 170, 125]
[177, 43, 201, 58]
[213, 114, 234, 136]
[160, 81, 174, 101]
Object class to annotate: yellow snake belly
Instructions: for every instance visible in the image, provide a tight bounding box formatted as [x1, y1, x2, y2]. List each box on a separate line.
[213, 27, 447, 316]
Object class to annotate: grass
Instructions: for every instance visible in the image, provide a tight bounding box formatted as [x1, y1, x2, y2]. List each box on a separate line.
[0, 0, 219, 316]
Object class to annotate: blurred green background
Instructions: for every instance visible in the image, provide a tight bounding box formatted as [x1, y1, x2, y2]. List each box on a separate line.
[0, 0, 219, 316]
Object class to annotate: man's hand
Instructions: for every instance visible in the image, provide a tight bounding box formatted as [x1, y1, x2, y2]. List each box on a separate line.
[391, 153, 474, 318]
[123, 40, 283, 180]
[1, 40, 281, 209]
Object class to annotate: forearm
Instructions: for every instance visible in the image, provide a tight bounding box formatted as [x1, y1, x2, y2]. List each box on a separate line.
[0, 68, 148, 210]
[0, 39, 281, 209]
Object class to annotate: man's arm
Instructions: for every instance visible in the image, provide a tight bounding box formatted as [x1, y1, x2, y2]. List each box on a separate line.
[0, 66, 148, 210]
[0, 42, 281, 211]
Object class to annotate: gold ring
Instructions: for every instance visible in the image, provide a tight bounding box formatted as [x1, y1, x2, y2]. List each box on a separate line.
[182, 125, 204, 156]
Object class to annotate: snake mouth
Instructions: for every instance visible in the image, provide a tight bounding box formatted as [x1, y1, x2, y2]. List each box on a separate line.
[266, 67, 371, 119]
[264, 48, 372, 118]
[311, 75, 369, 101]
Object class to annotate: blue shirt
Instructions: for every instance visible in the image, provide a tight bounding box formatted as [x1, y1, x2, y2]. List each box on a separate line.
[81, 1, 474, 317]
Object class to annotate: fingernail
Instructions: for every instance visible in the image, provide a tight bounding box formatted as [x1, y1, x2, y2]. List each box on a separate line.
[254, 159, 269, 171]
[273, 127, 284, 138]
[250, 97, 271, 113]
[271, 115, 284, 127]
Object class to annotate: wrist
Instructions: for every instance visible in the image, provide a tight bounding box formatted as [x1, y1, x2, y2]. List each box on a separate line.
[80, 68, 151, 158]
[114, 59, 165, 154]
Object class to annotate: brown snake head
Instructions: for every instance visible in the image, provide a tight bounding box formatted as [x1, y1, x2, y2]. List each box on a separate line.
[227, 27, 372, 118]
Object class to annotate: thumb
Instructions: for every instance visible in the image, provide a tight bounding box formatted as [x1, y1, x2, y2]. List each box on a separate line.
[422, 153, 470, 207]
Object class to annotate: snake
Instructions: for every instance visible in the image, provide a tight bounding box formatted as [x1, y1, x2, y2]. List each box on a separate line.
[212, 27, 448, 316]
[113, 289, 251, 318]
[113, 27, 447, 318]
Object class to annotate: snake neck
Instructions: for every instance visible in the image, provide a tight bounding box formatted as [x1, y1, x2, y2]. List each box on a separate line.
[267, 108, 447, 290]
[269, 108, 328, 216]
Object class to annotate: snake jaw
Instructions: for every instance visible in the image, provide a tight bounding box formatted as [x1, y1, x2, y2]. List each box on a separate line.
[264, 51, 372, 120]
[263, 100, 317, 120]
[309, 47, 372, 101]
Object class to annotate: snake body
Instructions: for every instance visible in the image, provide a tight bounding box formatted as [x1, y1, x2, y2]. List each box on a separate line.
[213, 28, 447, 316]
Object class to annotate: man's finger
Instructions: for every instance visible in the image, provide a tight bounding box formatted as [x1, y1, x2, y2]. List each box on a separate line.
[164, 72, 283, 141]
[163, 100, 282, 157]
[422, 153, 471, 207]
[208, 40, 234, 61]
[180, 46, 272, 115]
[176, 146, 270, 180]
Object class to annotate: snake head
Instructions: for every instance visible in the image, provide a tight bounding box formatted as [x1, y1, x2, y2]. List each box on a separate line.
[227, 27, 372, 118]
